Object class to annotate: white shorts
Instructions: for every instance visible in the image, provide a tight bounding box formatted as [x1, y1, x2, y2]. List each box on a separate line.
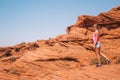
[95, 42, 100, 48]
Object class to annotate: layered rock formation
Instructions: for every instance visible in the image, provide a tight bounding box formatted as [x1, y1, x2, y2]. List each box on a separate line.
[0, 6, 120, 80]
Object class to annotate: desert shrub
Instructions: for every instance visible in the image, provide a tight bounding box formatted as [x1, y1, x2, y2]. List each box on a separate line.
[10, 57, 16, 62]
[90, 58, 98, 65]
[90, 57, 107, 65]
[101, 57, 107, 64]
[9, 69, 19, 75]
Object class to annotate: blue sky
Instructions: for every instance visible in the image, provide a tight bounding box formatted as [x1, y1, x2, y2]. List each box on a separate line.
[0, 0, 120, 47]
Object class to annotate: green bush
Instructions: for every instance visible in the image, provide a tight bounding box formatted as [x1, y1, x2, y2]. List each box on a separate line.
[90, 57, 107, 65]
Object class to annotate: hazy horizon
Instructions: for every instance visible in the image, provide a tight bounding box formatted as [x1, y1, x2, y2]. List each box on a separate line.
[0, 0, 120, 47]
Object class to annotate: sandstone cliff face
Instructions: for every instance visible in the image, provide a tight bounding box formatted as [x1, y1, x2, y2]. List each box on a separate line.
[66, 6, 120, 40]
[0, 6, 120, 80]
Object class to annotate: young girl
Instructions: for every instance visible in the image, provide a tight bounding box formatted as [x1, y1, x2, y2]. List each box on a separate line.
[92, 24, 110, 67]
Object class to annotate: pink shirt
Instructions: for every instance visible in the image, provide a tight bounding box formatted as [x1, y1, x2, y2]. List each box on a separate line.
[92, 30, 100, 44]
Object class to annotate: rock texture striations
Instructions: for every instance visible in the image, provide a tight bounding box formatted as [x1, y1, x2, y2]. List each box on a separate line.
[0, 6, 120, 80]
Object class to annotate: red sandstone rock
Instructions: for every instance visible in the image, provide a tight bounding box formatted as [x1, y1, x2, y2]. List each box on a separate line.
[0, 6, 120, 80]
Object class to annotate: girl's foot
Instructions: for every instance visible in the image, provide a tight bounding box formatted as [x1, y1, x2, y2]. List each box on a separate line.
[96, 64, 102, 67]
[107, 60, 111, 65]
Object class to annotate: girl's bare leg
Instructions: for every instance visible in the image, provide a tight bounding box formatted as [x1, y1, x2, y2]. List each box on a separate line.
[100, 52, 109, 60]
[95, 48, 101, 65]
[99, 47, 111, 64]
[99, 47, 109, 60]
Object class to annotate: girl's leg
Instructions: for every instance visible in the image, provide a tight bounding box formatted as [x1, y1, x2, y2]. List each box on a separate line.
[95, 48, 101, 65]
[99, 47, 111, 64]
[100, 52, 109, 60]
[99, 47, 109, 60]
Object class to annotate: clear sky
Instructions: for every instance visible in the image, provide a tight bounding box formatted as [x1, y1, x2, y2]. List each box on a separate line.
[0, 0, 120, 47]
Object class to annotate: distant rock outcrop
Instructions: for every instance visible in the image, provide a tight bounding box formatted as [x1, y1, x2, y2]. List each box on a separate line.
[65, 6, 120, 40]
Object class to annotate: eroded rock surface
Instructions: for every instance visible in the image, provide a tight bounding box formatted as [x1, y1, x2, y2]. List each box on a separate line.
[0, 6, 120, 80]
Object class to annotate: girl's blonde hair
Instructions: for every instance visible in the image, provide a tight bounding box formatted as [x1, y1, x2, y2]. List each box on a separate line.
[93, 24, 100, 29]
